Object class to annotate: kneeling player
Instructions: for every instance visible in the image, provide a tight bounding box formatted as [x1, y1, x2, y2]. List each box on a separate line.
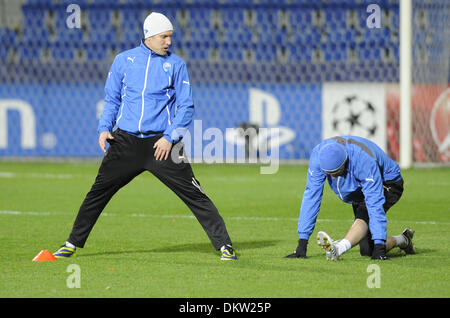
[286, 136, 415, 261]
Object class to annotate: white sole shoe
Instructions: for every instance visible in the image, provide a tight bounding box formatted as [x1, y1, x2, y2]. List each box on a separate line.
[317, 231, 339, 261]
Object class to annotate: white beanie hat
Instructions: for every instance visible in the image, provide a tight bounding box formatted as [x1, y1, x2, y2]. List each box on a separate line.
[143, 12, 174, 38]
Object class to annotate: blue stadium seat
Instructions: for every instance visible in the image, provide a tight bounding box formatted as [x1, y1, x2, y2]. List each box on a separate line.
[254, 8, 274, 30]
[21, 8, 48, 44]
[328, 28, 357, 44]
[322, 43, 347, 61]
[0, 47, 7, 61]
[358, 44, 382, 61]
[26, 0, 52, 4]
[293, 28, 321, 45]
[223, 27, 252, 44]
[187, 43, 210, 61]
[78, 0, 111, 4]
[12, 1, 439, 67]
[51, 44, 75, 61]
[325, 0, 362, 4]
[274, 28, 293, 45]
[425, 45, 447, 62]
[216, 43, 243, 62]
[188, 8, 211, 30]
[325, 8, 347, 31]
[57, 0, 89, 5]
[190, 28, 218, 43]
[220, 8, 246, 31]
[2, 28, 18, 46]
[288, 45, 313, 62]
[121, 9, 141, 42]
[87, 9, 116, 43]
[289, 9, 313, 32]
[363, 27, 391, 46]
[160, 9, 178, 28]
[18, 45, 41, 61]
[83, 43, 108, 61]
[22, 6, 44, 25]
[0, 28, 7, 59]
[289, 0, 317, 4]
[255, 44, 277, 62]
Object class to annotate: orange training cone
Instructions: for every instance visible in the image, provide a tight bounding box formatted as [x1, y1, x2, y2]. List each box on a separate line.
[32, 250, 57, 262]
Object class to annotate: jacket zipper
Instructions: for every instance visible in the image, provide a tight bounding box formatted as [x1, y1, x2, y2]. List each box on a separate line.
[138, 54, 151, 137]
[337, 176, 343, 200]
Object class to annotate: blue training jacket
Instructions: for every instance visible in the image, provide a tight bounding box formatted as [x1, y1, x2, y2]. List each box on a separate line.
[98, 41, 194, 143]
[297, 136, 402, 244]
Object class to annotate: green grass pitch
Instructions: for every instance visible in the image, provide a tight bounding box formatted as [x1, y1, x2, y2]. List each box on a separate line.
[0, 161, 449, 298]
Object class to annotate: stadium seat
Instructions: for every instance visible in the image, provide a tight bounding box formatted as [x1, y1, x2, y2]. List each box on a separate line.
[12, 0, 442, 66]
[87, 9, 116, 43]
[121, 9, 141, 42]
[83, 43, 108, 61]
[251, 43, 277, 62]
[322, 43, 348, 62]
[26, 0, 52, 4]
[50, 43, 75, 61]
[0, 28, 8, 60]
[22, 13, 51, 44]
[18, 45, 41, 61]
[288, 45, 313, 62]
[2, 28, 19, 46]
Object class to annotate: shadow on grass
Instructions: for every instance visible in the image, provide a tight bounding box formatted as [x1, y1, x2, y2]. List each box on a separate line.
[77, 240, 280, 257]
[387, 248, 429, 258]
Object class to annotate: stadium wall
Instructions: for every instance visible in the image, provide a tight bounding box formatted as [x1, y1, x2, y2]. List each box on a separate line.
[0, 81, 447, 161]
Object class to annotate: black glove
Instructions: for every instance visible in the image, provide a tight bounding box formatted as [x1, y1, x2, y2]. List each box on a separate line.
[285, 239, 308, 258]
[371, 244, 388, 260]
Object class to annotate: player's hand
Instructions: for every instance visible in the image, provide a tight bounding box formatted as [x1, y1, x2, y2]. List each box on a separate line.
[371, 244, 388, 260]
[154, 136, 173, 160]
[285, 239, 308, 258]
[99, 131, 114, 154]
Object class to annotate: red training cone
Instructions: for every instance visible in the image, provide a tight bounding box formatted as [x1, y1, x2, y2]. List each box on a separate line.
[32, 250, 57, 262]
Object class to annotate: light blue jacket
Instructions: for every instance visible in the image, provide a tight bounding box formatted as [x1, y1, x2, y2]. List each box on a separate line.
[297, 136, 402, 244]
[98, 41, 194, 143]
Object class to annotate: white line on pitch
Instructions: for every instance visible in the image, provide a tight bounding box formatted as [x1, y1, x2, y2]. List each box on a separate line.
[0, 210, 448, 225]
[0, 171, 77, 179]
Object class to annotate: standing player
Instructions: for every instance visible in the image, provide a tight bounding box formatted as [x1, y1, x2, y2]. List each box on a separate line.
[286, 136, 416, 261]
[53, 12, 237, 261]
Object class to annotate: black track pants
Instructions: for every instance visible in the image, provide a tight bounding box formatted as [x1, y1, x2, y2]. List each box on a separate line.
[67, 129, 232, 250]
[352, 178, 404, 256]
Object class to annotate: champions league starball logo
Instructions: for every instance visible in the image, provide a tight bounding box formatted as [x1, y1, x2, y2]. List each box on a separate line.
[331, 95, 378, 138]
